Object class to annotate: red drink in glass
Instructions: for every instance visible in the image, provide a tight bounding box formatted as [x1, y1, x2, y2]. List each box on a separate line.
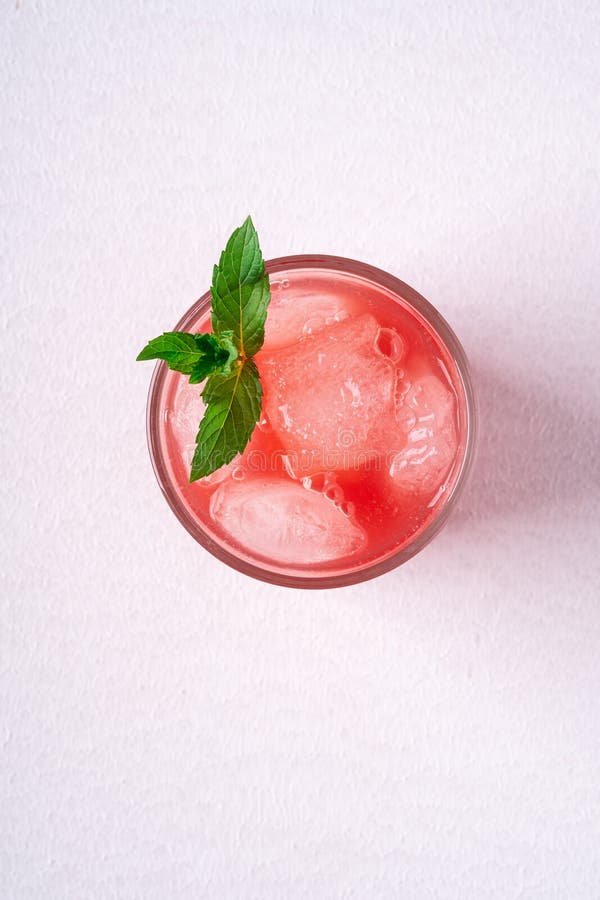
[147, 256, 476, 587]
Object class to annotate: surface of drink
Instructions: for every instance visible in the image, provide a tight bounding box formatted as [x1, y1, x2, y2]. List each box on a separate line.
[151, 262, 473, 584]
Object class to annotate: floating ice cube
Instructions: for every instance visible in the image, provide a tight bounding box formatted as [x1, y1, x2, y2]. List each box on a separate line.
[388, 373, 457, 495]
[262, 289, 354, 351]
[167, 377, 208, 472]
[170, 376, 205, 437]
[209, 476, 366, 564]
[257, 314, 396, 476]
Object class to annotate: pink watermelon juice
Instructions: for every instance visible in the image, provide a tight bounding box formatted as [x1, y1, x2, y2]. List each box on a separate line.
[147, 257, 475, 587]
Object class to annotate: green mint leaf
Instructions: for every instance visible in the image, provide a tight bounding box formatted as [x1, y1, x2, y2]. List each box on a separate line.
[136, 331, 235, 378]
[189, 359, 262, 482]
[210, 215, 271, 358]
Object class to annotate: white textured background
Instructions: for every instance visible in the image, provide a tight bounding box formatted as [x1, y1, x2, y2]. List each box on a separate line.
[2, 2, 600, 898]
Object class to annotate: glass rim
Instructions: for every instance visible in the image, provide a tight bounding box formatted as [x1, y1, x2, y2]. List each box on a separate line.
[146, 254, 477, 589]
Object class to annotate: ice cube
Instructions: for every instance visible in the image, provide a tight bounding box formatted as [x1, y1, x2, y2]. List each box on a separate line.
[168, 377, 207, 472]
[388, 373, 457, 495]
[263, 289, 354, 351]
[209, 476, 366, 564]
[257, 314, 396, 476]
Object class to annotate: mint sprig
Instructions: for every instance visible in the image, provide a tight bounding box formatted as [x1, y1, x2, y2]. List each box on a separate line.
[137, 216, 271, 481]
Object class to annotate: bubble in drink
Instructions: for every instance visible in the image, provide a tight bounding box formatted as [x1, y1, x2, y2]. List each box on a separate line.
[375, 327, 406, 363]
